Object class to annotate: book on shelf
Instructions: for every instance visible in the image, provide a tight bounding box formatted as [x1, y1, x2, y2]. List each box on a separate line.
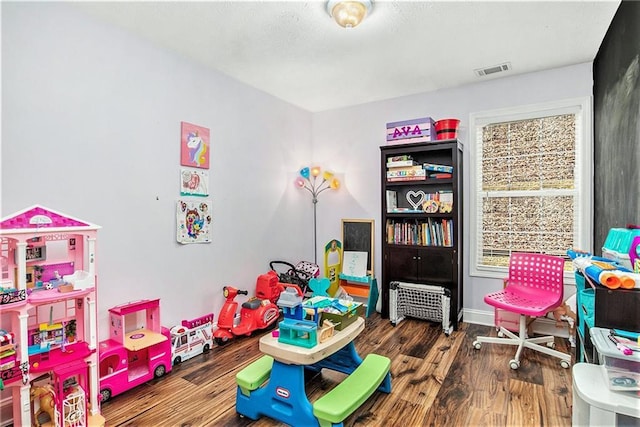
[386, 169, 426, 178]
[439, 191, 453, 213]
[428, 172, 453, 179]
[386, 160, 418, 168]
[387, 176, 426, 182]
[423, 163, 454, 173]
[387, 165, 423, 172]
[386, 190, 397, 212]
[387, 155, 413, 162]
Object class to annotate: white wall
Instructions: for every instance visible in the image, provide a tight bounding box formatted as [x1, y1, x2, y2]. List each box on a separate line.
[2, 3, 593, 335]
[312, 62, 593, 312]
[1, 3, 315, 336]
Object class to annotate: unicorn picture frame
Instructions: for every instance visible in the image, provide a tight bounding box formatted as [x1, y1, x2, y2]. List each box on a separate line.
[180, 121, 210, 169]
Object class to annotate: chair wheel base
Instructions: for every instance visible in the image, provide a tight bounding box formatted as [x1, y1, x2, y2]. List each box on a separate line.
[509, 359, 520, 370]
[472, 341, 481, 350]
[560, 360, 570, 369]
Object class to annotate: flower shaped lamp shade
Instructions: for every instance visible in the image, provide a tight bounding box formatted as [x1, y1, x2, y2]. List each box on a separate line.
[295, 166, 340, 263]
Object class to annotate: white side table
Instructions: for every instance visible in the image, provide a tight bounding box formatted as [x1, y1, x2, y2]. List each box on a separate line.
[572, 363, 640, 426]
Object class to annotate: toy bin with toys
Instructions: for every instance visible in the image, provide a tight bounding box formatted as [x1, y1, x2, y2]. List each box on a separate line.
[590, 326, 640, 391]
[303, 296, 364, 331]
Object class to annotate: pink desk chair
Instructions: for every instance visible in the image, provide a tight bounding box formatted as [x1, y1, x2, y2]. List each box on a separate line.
[473, 252, 572, 370]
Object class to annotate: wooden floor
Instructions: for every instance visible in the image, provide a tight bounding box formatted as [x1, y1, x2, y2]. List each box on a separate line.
[100, 314, 575, 426]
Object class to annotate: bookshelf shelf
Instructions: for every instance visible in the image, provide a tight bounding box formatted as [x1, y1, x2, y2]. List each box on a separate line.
[379, 139, 463, 329]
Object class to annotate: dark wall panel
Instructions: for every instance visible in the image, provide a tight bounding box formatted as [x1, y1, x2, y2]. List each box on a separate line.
[593, 0, 640, 252]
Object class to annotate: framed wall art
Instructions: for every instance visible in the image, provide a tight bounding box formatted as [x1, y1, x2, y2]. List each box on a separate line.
[176, 199, 212, 244]
[180, 121, 210, 169]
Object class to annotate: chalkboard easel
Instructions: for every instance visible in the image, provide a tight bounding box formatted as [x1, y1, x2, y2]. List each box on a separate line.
[341, 219, 374, 276]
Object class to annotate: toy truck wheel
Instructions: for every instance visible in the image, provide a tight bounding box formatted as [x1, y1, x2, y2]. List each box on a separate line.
[215, 337, 229, 346]
[100, 389, 111, 403]
[154, 365, 166, 378]
[203, 343, 210, 353]
[173, 356, 182, 365]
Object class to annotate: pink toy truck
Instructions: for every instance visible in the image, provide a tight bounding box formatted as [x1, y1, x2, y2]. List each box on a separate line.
[98, 299, 172, 402]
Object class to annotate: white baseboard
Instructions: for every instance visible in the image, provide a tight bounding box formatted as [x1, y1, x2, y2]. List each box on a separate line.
[463, 308, 570, 339]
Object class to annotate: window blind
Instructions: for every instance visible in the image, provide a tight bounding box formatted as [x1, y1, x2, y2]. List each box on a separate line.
[470, 98, 592, 276]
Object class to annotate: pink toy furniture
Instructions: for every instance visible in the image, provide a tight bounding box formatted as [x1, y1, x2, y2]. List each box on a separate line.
[98, 299, 172, 402]
[0, 205, 103, 426]
[472, 252, 572, 370]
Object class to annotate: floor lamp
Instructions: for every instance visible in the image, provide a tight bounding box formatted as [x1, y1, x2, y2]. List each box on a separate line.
[295, 166, 340, 264]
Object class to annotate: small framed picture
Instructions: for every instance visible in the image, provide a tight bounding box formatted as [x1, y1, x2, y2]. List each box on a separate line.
[24, 246, 46, 262]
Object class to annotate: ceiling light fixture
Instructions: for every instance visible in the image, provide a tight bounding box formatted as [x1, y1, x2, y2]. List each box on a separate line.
[327, 0, 372, 29]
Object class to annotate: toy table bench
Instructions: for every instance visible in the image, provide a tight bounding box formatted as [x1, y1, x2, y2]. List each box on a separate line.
[236, 355, 273, 396]
[236, 353, 391, 427]
[313, 353, 391, 427]
[235, 317, 392, 426]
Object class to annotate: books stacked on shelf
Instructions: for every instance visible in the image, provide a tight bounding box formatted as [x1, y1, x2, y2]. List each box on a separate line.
[386, 117, 436, 145]
[385, 219, 454, 247]
[386, 155, 426, 182]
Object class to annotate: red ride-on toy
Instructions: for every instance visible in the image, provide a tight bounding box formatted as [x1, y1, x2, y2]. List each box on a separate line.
[255, 270, 286, 304]
[213, 270, 305, 346]
[213, 285, 280, 346]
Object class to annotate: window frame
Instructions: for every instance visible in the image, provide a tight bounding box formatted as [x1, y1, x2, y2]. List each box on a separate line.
[468, 97, 593, 279]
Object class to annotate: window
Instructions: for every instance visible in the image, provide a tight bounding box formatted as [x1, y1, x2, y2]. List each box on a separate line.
[469, 97, 592, 278]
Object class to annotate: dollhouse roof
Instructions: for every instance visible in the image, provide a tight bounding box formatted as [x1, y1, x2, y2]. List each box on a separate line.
[0, 205, 101, 234]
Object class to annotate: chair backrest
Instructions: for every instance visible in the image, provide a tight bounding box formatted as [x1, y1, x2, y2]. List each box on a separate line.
[508, 252, 565, 304]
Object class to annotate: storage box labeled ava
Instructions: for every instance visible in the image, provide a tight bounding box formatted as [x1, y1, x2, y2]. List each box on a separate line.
[386, 117, 436, 143]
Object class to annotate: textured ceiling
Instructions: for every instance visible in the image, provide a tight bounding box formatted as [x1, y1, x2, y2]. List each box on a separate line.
[72, 0, 621, 112]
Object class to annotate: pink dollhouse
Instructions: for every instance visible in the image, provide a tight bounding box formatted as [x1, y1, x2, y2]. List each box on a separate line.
[0, 205, 104, 427]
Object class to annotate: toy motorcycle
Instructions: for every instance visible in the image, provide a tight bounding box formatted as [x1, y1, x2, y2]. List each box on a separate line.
[213, 285, 280, 346]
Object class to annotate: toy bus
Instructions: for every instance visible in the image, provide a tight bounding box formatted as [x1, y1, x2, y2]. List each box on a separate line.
[98, 299, 172, 402]
[170, 313, 214, 365]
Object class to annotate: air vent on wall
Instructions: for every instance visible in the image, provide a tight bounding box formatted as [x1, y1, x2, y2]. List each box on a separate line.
[474, 62, 512, 77]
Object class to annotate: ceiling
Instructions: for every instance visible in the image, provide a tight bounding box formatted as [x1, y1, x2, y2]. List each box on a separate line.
[72, 0, 621, 112]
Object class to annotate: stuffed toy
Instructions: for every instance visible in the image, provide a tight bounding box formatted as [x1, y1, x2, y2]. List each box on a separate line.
[551, 293, 577, 347]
